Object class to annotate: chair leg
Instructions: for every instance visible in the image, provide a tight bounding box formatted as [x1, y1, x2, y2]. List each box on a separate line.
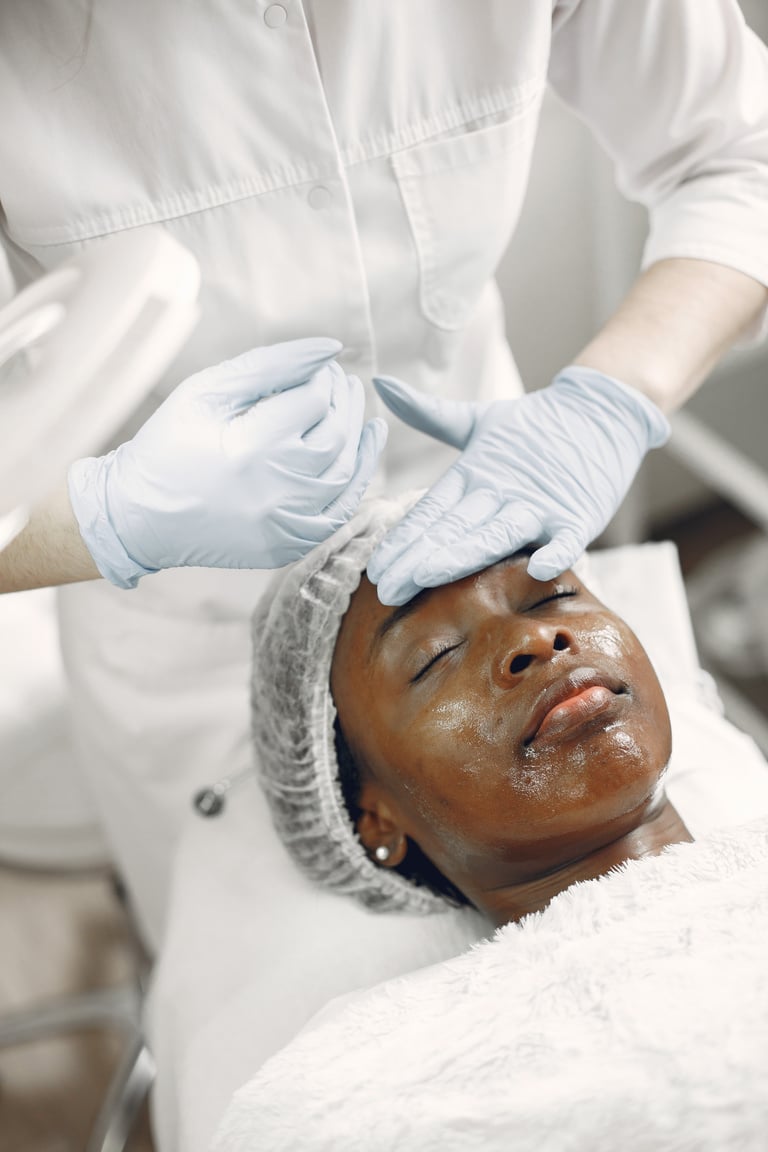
[0, 984, 142, 1048]
[85, 1034, 156, 1152]
[0, 982, 153, 1151]
[0, 872, 155, 1149]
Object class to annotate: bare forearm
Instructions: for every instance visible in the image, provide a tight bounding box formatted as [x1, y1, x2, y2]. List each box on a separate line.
[573, 258, 768, 414]
[0, 482, 101, 593]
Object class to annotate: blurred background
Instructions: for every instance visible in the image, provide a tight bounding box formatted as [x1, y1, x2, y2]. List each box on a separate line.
[1, 2, 767, 1149]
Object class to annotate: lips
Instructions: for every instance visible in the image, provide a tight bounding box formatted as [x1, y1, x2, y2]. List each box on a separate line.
[523, 668, 626, 746]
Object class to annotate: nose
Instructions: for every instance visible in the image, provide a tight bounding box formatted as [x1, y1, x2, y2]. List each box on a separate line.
[493, 621, 578, 686]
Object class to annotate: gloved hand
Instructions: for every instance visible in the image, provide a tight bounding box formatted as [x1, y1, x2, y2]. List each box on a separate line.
[367, 365, 669, 605]
[68, 337, 387, 588]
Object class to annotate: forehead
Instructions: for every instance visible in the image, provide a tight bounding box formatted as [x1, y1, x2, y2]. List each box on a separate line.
[332, 571, 407, 676]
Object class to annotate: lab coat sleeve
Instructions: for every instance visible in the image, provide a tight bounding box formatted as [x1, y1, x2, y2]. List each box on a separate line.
[549, 0, 768, 340]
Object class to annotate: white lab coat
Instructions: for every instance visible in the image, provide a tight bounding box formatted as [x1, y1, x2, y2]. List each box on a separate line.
[1, 1, 767, 946]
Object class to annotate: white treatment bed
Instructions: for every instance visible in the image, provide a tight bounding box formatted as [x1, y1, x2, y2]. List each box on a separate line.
[134, 541, 768, 1152]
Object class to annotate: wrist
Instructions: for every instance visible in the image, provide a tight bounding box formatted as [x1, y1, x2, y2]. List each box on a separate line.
[570, 260, 768, 413]
[551, 365, 670, 451]
[67, 453, 155, 589]
[0, 482, 101, 593]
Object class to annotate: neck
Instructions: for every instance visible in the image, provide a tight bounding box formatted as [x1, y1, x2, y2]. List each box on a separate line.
[479, 798, 693, 928]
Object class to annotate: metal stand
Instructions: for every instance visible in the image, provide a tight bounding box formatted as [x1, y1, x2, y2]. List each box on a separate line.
[666, 410, 768, 755]
[0, 875, 154, 1152]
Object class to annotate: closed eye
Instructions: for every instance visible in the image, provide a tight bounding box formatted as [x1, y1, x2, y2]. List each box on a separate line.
[410, 641, 461, 684]
[529, 584, 579, 611]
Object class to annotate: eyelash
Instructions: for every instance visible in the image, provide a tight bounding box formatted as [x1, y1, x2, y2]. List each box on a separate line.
[530, 584, 579, 610]
[410, 640, 460, 684]
[409, 585, 580, 684]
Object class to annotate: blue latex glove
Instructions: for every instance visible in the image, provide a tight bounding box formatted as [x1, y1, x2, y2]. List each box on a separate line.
[367, 366, 669, 605]
[69, 337, 387, 588]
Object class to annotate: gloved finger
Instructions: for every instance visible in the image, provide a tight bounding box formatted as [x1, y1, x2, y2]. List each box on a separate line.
[527, 529, 586, 582]
[223, 366, 334, 456]
[371, 478, 474, 606]
[265, 415, 385, 526]
[374, 554, 431, 607]
[373, 376, 477, 450]
[302, 367, 365, 476]
[403, 486, 501, 560]
[367, 466, 467, 587]
[414, 507, 543, 587]
[376, 571, 427, 608]
[262, 425, 386, 562]
[321, 417, 388, 526]
[195, 336, 343, 408]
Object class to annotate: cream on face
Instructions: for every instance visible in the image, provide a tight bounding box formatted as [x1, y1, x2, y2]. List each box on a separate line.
[331, 557, 673, 903]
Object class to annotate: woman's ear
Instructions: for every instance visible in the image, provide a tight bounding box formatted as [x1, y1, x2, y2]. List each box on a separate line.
[355, 784, 408, 868]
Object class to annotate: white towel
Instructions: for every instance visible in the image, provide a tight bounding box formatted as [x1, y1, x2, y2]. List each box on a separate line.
[213, 817, 768, 1152]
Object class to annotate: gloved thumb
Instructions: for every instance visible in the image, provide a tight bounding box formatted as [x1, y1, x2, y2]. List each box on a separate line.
[373, 375, 477, 450]
[320, 417, 389, 526]
[196, 336, 344, 411]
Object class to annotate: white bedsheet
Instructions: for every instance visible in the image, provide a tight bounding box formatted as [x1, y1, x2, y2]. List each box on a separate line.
[215, 817, 768, 1152]
[145, 542, 768, 1152]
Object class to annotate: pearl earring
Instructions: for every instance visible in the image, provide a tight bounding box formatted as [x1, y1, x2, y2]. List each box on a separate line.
[374, 845, 391, 862]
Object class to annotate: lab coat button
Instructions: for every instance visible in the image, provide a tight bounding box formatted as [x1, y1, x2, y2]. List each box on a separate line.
[263, 5, 287, 28]
[308, 185, 332, 210]
[193, 788, 224, 817]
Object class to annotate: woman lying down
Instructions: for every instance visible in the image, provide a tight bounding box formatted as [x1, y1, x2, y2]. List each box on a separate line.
[215, 495, 768, 1152]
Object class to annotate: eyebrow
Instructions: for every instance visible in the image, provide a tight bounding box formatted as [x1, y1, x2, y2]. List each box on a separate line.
[369, 586, 435, 660]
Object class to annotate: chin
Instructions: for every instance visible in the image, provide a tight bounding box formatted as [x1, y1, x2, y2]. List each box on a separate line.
[585, 704, 669, 781]
[581, 766, 671, 844]
[544, 736, 670, 842]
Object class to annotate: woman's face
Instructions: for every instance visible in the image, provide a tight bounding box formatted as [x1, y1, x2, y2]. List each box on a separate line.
[331, 557, 672, 907]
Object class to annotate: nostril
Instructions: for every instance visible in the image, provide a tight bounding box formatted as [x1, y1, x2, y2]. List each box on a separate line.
[553, 632, 570, 651]
[509, 654, 533, 674]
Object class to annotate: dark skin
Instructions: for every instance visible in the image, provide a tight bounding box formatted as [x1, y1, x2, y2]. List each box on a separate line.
[331, 556, 692, 927]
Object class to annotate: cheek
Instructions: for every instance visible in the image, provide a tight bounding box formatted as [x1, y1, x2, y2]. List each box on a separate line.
[372, 700, 501, 843]
[576, 616, 673, 763]
[573, 614, 630, 662]
[426, 695, 501, 777]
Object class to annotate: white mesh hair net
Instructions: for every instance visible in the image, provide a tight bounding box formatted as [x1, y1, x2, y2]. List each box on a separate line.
[250, 492, 593, 915]
[250, 492, 449, 915]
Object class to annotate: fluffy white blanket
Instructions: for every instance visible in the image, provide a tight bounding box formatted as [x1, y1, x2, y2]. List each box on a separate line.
[213, 818, 768, 1152]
